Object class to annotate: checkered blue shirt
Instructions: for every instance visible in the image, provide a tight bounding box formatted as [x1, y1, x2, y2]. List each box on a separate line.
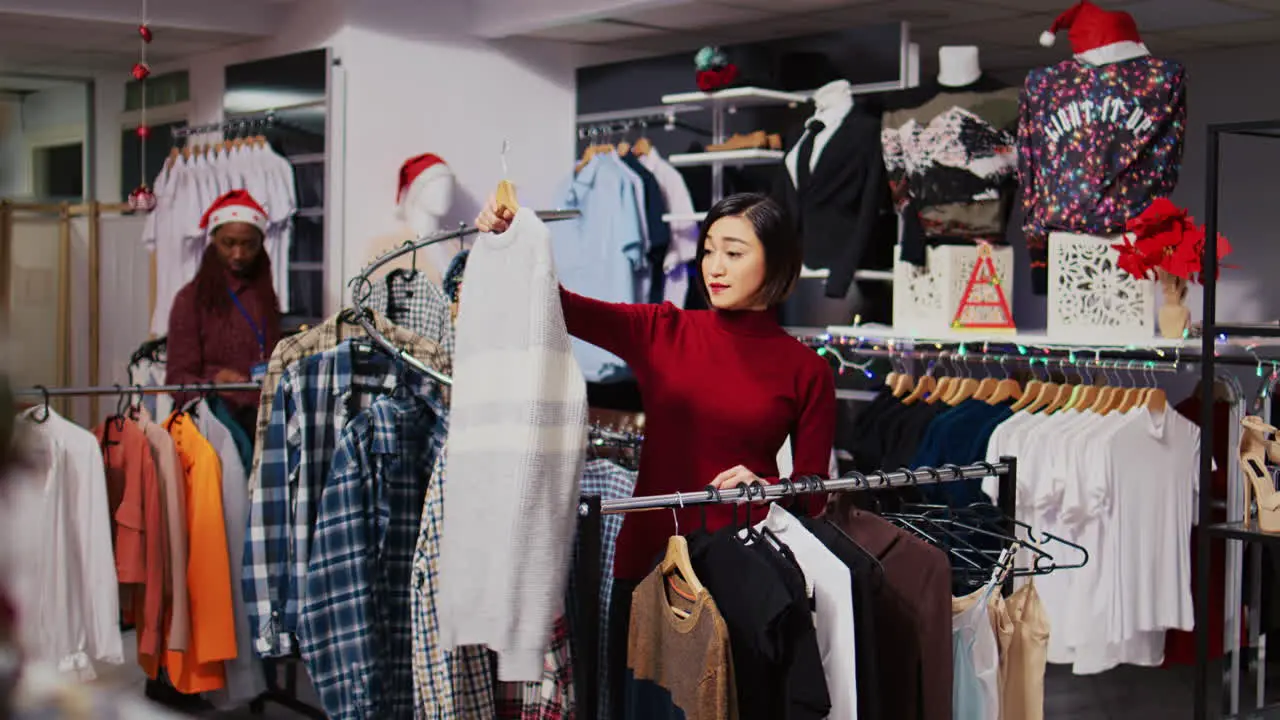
[368, 271, 456, 365]
[299, 391, 443, 720]
[412, 445, 499, 720]
[243, 339, 437, 658]
[569, 459, 638, 720]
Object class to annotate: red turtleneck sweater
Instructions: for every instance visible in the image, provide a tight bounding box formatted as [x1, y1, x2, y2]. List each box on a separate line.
[561, 288, 836, 580]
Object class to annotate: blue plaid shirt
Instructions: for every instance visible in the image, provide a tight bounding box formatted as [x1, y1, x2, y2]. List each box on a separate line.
[299, 391, 443, 720]
[412, 446, 499, 720]
[569, 459, 638, 720]
[243, 340, 438, 657]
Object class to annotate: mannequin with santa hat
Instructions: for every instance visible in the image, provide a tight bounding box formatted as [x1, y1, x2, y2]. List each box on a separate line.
[167, 189, 281, 433]
[1018, 0, 1186, 294]
[366, 153, 461, 286]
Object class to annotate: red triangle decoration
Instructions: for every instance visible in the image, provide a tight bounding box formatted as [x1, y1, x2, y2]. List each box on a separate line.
[951, 244, 1015, 331]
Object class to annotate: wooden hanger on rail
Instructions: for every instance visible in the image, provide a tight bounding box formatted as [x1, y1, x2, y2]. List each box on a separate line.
[494, 140, 519, 219]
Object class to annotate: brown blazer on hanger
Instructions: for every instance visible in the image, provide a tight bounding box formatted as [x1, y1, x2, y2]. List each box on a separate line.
[827, 506, 954, 720]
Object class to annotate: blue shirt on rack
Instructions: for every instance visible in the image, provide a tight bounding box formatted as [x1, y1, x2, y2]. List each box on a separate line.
[551, 154, 644, 382]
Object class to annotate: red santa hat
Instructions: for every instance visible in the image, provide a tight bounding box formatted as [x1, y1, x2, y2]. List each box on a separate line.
[200, 189, 268, 235]
[1040, 1, 1144, 54]
[397, 153, 452, 206]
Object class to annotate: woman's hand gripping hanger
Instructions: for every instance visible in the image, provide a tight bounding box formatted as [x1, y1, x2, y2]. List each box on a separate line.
[494, 139, 519, 222]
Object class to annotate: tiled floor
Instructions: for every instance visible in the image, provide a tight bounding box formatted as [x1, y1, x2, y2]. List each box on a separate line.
[1046, 659, 1280, 719]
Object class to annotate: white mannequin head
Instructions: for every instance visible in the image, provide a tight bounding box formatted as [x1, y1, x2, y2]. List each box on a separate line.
[938, 46, 982, 88]
[395, 154, 454, 238]
[812, 79, 854, 114]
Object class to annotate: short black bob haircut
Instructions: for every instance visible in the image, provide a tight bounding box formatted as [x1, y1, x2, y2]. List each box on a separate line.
[695, 193, 802, 308]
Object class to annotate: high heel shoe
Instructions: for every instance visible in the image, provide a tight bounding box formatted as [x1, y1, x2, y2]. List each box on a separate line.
[1240, 416, 1280, 532]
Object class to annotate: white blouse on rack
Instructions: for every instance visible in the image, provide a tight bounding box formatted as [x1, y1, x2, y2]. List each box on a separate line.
[1, 409, 122, 680]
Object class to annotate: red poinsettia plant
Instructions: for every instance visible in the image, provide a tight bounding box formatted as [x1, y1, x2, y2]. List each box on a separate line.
[1110, 198, 1233, 283]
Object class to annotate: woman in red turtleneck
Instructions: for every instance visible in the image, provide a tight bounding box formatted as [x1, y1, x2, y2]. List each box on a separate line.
[477, 192, 836, 571]
[479, 191, 834, 714]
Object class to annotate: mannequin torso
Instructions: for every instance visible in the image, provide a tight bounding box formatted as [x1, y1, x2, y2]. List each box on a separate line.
[785, 79, 854, 186]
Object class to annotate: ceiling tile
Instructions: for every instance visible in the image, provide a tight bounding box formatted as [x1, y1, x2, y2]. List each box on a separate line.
[526, 20, 664, 42]
[612, 1, 774, 28]
[1220, 0, 1280, 12]
[1123, 0, 1268, 32]
[911, 11, 1057, 48]
[966, 0, 1142, 9]
[711, 0, 880, 11]
[809, 0, 1026, 32]
[1161, 16, 1280, 44]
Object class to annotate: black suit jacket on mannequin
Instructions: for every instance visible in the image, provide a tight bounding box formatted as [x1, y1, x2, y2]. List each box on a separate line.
[774, 107, 892, 299]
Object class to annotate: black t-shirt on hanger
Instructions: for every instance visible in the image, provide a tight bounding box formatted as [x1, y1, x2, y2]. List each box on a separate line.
[686, 529, 831, 720]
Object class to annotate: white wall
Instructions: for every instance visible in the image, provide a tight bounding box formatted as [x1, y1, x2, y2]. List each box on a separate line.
[0, 98, 25, 198]
[335, 27, 579, 308]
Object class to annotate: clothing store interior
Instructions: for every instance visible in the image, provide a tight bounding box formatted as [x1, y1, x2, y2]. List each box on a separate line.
[7, 0, 1280, 718]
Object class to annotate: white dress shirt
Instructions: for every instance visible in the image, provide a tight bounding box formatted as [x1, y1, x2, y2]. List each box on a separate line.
[2, 409, 123, 679]
[756, 504, 859, 720]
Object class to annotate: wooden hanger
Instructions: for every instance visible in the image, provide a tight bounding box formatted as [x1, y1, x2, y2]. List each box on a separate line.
[165, 146, 180, 170]
[659, 534, 705, 596]
[1145, 386, 1167, 413]
[902, 374, 936, 406]
[1025, 380, 1059, 414]
[495, 180, 518, 218]
[988, 377, 1022, 405]
[633, 136, 653, 156]
[1010, 377, 1040, 412]
[974, 375, 998, 402]
[947, 376, 979, 405]
[928, 373, 954, 405]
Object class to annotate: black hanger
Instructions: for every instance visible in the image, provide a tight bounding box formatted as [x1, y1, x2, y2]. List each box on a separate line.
[30, 385, 50, 424]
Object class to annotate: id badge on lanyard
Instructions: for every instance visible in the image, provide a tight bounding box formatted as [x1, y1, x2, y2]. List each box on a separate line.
[229, 287, 268, 368]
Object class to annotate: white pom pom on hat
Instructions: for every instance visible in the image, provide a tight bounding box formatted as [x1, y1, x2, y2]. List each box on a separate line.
[1040, 30, 1058, 47]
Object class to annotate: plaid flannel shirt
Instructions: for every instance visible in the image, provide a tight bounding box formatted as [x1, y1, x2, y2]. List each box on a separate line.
[495, 615, 575, 720]
[299, 392, 443, 720]
[248, 309, 446, 493]
[368, 272, 456, 361]
[412, 446, 499, 720]
[243, 340, 438, 657]
[568, 459, 638, 720]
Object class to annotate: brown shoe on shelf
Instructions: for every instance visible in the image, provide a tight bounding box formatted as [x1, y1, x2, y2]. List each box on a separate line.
[768, 133, 782, 150]
[705, 130, 768, 152]
[1241, 416, 1280, 532]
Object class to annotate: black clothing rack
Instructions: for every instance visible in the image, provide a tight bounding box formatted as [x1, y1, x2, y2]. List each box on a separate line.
[1196, 119, 1280, 719]
[570, 457, 1019, 720]
[170, 111, 279, 140]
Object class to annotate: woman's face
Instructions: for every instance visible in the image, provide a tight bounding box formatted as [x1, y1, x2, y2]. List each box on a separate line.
[701, 215, 768, 311]
[213, 223, 264, 277]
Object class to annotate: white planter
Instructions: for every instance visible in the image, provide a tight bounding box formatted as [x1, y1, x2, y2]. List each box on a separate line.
[892, 243, 1016, 336]
[1046, 231, 1155, 343]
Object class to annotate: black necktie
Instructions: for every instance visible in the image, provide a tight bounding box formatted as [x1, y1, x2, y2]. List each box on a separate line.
[795, 119, 825, 195]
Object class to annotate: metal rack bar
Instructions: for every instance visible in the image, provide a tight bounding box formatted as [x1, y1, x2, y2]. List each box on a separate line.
[171, 111, 278, 139]
[575, 104, 702, 125]
[588, 459, 1009, 515]
[13, 382, 260, 397]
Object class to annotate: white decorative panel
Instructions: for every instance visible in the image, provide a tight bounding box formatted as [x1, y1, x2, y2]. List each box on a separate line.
[1047, 232, 1155, 343]
[892, 243, 1015, 336]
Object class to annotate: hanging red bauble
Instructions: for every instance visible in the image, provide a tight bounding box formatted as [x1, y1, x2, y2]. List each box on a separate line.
[128, 185, 157, 212]
[131, 62, 151, 81]
[136, 125, 151, 139]
[138, 24, 153, 43]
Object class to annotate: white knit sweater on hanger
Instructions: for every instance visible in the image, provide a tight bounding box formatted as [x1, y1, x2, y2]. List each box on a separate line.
[438, 207, 589, 682]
